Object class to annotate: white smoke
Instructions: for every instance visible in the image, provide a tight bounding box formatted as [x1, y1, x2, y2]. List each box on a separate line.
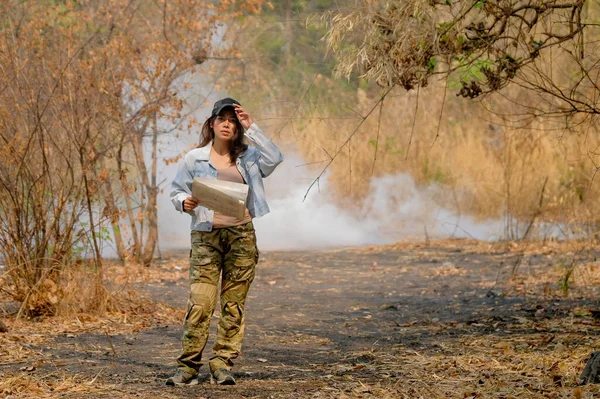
[252, 152, 504, 250]
[104, 82, 505, 255]
[100, 142, 504, 257]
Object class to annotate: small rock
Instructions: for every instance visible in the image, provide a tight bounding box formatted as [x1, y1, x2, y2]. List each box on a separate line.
[581, 351, 600, 384]
[0, 319, 8, 333]
[590, 309, 600, 319]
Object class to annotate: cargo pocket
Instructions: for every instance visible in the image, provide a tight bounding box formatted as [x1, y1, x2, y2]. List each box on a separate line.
[228, 257, 256, 283]
[190, 239, 212, 265]
[189, 250, 218, 283]
[191, 253, 213, 266]
[190, 252, 213, 271]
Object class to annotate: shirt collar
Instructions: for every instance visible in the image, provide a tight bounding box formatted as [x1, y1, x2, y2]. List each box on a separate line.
[196, 143, 212, 161]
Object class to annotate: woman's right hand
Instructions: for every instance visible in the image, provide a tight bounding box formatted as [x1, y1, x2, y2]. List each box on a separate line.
[183, 196, 199, 212]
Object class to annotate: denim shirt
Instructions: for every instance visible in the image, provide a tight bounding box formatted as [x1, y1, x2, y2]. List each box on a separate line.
[170, 123, 284, 232]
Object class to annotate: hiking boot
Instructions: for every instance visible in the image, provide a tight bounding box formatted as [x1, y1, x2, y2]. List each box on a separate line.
[165, 369, 199, 386]
[212, 368, 236, 385]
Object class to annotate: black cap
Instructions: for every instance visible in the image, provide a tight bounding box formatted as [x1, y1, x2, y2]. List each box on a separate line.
[211, 97, 241, 117]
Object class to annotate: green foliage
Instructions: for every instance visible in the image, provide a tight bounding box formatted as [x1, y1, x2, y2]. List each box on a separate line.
[422, 159, 447, 184]
[427, 57, 437, 73]
[557, 260, 575, 296]
[95, 226, 113, 242]
[257, 27, 286, 65]
[448, 57, 494, 89]
[558, 166, 586, 203]
[368, 136, 404, 155]
[233, 0, 360, 114]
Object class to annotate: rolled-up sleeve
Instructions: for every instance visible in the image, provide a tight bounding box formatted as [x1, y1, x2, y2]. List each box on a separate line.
[170, 155, 193, 213]
[244, 123, 284, 177]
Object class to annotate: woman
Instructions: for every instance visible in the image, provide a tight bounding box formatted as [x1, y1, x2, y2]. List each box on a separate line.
[167, 97, 283, 386]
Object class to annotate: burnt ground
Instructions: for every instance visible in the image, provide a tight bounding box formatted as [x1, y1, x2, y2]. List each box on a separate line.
[2, 240, 600, 398]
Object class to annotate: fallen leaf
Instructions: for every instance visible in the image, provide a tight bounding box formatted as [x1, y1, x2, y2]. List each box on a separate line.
[493, 341, 512, 349]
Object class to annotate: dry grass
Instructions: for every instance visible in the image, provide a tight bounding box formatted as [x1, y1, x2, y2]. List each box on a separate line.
[0, 258, 187, 398]
[0, 256, 187, 317]
[348, 325, 599, 398]
[0, 371, 121, 398]
[314, 239, 600, 398]
[286, 78, 600, 240]
[3, 241, 600, 398]
[358, 237, 600, 296]
[0, 258, 186, 361]
[244, 320, 600, 398]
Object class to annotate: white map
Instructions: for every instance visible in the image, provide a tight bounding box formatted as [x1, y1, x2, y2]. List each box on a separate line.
[191, 177, 249, 219]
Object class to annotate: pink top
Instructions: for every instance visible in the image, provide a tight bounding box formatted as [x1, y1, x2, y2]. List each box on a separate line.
[212, 164, 252, 228]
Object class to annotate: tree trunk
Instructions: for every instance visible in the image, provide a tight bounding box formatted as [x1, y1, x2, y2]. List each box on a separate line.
[117, 142, 142, 260]
[81, 158, 103, 273]
[132, 120, 158, 267]
[100, 157, 127, 262]
[142, 117, 160, 266]
[142, 185, 158, 266]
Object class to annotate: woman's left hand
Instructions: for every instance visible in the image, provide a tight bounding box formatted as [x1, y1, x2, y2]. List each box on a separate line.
[233, 104, 254, 130]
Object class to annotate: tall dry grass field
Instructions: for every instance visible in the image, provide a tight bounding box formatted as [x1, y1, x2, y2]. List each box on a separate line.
[287, 79, 600, 239]
[229, 1, 600, 241]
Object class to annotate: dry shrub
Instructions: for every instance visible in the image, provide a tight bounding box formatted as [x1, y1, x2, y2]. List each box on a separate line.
[0, 0, 266, 317]
[1, 261, 133, 319]
[0, 256, 184, 332]
[48, 260, 183, 322]
[324, 1, 587, 98]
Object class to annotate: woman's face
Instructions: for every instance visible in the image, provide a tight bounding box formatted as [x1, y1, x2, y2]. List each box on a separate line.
[211, 109, 237, 143]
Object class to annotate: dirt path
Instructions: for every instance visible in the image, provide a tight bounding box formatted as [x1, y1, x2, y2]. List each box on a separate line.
[2, 240, 600, 398]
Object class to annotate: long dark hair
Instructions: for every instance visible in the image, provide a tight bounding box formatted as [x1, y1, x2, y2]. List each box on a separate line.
[199, 113, 247, 163]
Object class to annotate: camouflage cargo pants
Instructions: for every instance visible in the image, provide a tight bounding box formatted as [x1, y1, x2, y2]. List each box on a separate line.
[176, 221, 258, 375]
